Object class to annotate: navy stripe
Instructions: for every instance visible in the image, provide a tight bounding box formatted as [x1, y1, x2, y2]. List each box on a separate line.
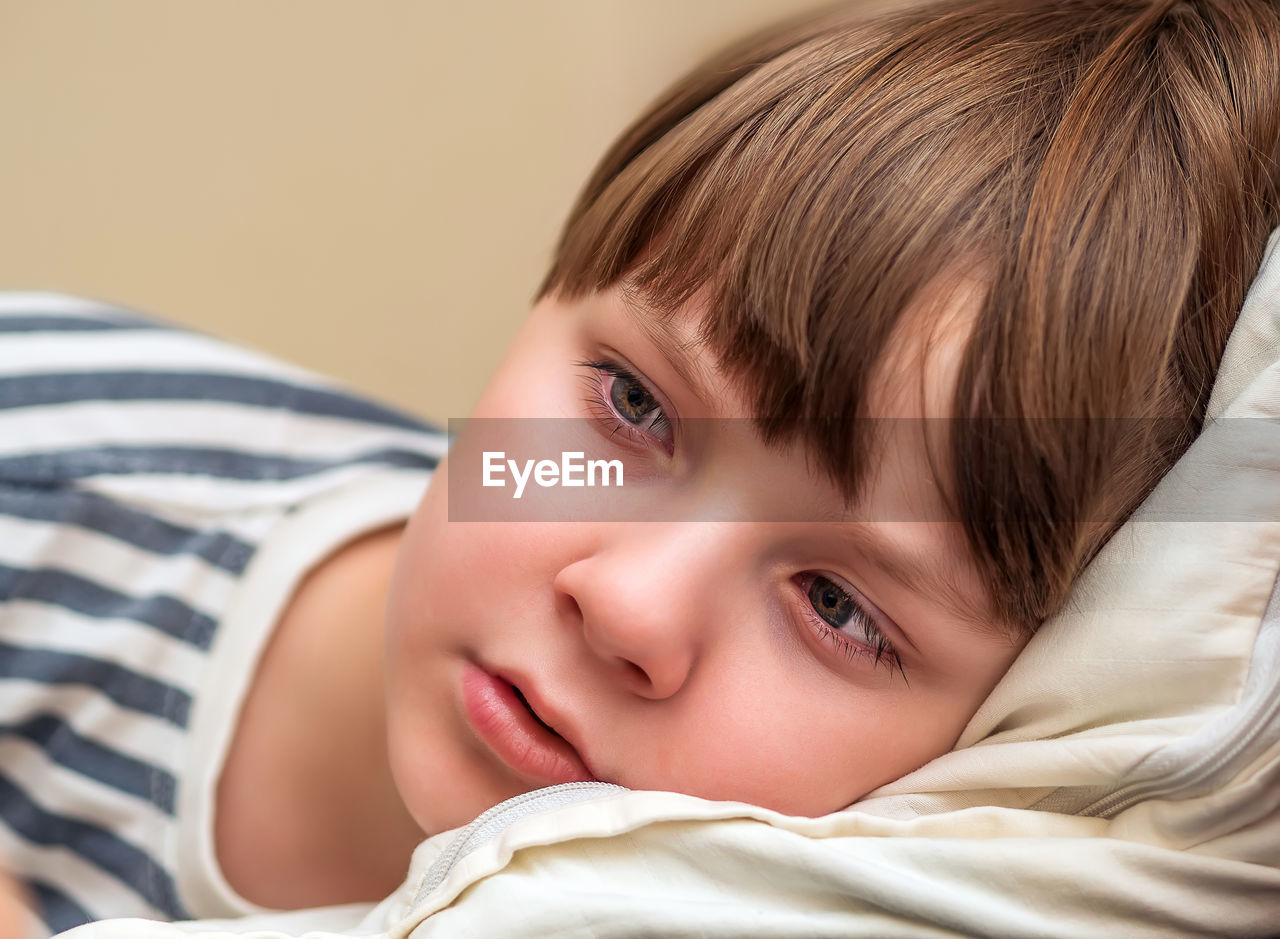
[0, 444, 439, 485]
[0, 488, 255, 576]
[0, 315, 158, 333]
[0, 564, 217, 650]
[0, 369, 437, 432]
[0, 776, 187, 918]
[0, 641, 191, 728]
[1, 714, 176, 815]
[27, 878, 96, 935]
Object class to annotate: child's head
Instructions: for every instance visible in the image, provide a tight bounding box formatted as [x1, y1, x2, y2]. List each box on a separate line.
[382, 0, 1280, 837]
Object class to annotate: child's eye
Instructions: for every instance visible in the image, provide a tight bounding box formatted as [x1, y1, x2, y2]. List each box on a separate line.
[798, 573, 906, 680]
[577, 359, 675, 454]
[610, 371, 660, 424]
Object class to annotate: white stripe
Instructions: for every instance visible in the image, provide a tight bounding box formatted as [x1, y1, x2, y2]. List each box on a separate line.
[0, 683, 185, 776]
[192, 509, 279, 552]
[77, 463, 431, 517]
[0, 601, 206, 692]
[0, 515, 235, 620]
[0, 326, 324, 385]
[0, 398, 444, 462]
[0, 292, 141, 320]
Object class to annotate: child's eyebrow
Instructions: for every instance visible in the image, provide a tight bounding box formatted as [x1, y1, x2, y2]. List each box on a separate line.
[617, 286, 719, 406]
[832, 523, 1003, 640]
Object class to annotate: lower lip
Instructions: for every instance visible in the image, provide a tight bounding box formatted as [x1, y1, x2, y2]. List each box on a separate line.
[461, 663, 596, 786]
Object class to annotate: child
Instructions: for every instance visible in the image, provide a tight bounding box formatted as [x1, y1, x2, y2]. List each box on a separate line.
[3, 0, 1278, 934]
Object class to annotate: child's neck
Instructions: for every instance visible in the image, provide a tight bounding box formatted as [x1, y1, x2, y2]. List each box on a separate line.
[215, 524, 424, 909]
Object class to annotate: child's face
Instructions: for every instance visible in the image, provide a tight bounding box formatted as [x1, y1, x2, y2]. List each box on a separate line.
[382, 283, 1027, 836]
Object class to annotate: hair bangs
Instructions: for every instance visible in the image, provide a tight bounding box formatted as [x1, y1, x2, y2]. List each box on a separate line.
[539, 2, 1061, 506]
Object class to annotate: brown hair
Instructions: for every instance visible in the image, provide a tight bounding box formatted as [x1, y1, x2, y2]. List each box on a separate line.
[535, 0, 1280, 630]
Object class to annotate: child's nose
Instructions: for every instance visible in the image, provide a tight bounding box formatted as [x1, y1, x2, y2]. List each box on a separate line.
[553, 523, 734, 700]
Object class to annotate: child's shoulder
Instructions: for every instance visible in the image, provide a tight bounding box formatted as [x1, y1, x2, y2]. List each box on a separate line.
[0, 291, 421, 421]
[0, 290, 448, 516]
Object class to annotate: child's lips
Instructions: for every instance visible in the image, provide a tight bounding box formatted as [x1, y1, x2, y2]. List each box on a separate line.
[461, 662, 598, 786]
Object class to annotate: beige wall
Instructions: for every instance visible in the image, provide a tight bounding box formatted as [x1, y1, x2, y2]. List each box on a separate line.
[0, 1, 837, 424]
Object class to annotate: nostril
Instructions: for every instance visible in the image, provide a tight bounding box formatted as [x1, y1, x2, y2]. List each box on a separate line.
[556, 585, 584, 624]
[557, 556, 695, 699]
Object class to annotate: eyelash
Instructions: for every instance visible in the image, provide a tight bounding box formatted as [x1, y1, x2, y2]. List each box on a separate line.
[796, 574, 907, 682]
[576, 358, 674, 453]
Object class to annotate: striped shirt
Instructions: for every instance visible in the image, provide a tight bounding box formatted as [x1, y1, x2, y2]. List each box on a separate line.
[0, 293, 447, 935]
